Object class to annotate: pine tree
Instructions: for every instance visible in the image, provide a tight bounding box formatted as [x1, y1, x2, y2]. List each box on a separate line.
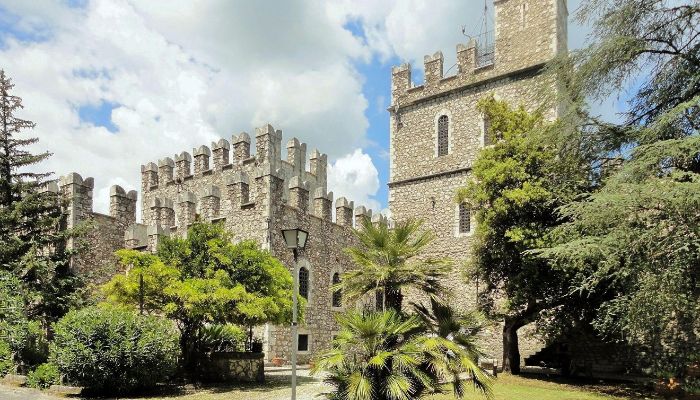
[540, 1, 700, 376]
[0, 69, 81, 326]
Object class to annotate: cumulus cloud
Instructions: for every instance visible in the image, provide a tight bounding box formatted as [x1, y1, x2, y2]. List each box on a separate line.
[0, 0, 594, 216]
[328, 149, 380, 212]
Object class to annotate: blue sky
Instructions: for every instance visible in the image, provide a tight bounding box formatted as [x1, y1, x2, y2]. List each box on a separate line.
[0, 0, 621, 215]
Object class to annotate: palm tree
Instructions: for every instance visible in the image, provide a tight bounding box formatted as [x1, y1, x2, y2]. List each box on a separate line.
[338, 217, 451, 312]
[312, 309, 492, 400]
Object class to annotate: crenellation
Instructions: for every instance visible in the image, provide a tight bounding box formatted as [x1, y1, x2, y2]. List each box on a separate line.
[309, 149, 328, 192]
[334, 197, 354, 227]
[212, 139, 230, 169]
[424, 51, 444, 86]
[286, 138, 307, 176]
[312, 187, 333, 221]
[287, 176, 309, 212]
[227, 171, 250, 206]
[124, 223, 147, 248]
[457, 40, 477, 74]
[60, 172, 94, 228]
[371, 212, 387, 227]
[175, 152, 192, 179]
[255, 124, 283, 169]
[201, 185, 222, 220]
[109, 185, 137, 228]
[232, 132, 251, 163]
[147, 224, 170, 252]
[354, 205, 373, 227]
[177, 191, 197, 228]
[158, 157, 175, 183]
[193, 145, 212, 174]
[141, 163, 158, 192]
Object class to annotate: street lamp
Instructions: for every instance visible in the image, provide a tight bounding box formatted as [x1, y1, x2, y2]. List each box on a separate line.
[281, 228, 308, 400]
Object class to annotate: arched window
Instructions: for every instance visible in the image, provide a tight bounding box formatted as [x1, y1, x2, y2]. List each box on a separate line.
[437, 115, 449, 156]
[459, 203, 471, 234]
[299, 267, 309, 299]
[332, 273, 342, 307]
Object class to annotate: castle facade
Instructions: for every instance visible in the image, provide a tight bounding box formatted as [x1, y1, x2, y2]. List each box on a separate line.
[388, 0, 567, 360]
[49, 0, 568, 367]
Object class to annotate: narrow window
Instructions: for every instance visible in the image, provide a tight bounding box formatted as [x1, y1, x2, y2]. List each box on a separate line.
[332, 273, 342, 307]
[459, 203, 471, 234]
[483, 114, 492, 147]
[298, 334, 309, 351]
[299, 267, 309, 299]
[437, 115, 449, 156]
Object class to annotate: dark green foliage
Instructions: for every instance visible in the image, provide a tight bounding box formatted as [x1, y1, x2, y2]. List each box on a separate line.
[26, 362, 60, 389]
[456, 96, 590, 373]
[337, 217, 451, 312]
[0, 271, 49, 371]
[0, 340, 12, 376]
[539, 0, 700, 376]
[0, 70, 82, 327]
[50, 306, 179, 393]
[313, 309, 491, 400]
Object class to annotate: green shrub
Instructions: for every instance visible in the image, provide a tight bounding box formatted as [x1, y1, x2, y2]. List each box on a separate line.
[51, 306, 179, 393]
[0, 340, 13, 376]
[197, 324, 247, 354]
[27, 363, 60, 389]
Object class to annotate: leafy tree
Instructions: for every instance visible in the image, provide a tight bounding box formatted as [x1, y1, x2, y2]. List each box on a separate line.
[456, 96, 590, 373]
[0, 69, 81, 326]
[312, 309, 491, 400]
[103, 221, 297, 369]
[538, 0, 700, 376]
[337, 217, 450, 312]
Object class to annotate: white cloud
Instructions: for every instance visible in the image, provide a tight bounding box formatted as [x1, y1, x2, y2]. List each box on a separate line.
[0, 0, 374, 214]
[328, 149, 380, 212]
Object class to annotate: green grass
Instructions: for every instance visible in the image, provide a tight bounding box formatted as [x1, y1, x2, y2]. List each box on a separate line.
[429, 374, 654, 400]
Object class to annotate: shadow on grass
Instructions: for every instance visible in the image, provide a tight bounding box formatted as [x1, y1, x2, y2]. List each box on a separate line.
[82, 374, 320, 399]
[515, 372, 660, 399]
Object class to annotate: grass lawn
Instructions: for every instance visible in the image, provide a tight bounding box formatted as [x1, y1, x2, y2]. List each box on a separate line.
[429, 374, 656, 400]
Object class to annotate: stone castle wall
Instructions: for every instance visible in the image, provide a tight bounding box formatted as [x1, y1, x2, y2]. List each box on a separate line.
[63, 123, 379, 364]
[389, 0, 568, 365]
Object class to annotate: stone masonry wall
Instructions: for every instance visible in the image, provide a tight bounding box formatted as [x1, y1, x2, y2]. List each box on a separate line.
[388, 0, 567, 366]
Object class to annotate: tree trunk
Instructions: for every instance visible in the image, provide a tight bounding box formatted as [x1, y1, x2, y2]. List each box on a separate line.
[502, 316, 523, 374]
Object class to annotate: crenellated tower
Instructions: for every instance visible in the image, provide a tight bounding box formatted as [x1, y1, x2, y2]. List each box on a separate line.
[388, 0, 568, 364]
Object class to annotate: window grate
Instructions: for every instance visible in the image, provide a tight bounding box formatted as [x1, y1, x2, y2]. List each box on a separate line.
[438, 115, 449, 156]
[459, 203, 471, 233]
[299, 267, 309, 299]
[332, 273, 342, 307]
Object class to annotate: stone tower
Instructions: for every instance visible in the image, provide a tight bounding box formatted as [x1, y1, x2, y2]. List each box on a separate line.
[388, 0, 568, 361]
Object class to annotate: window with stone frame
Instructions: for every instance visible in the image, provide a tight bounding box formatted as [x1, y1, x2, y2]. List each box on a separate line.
[458, 202, 471, 234]
[437, 115, 449, 156]
[298, 334, 309, 351]
[332, 272, 342, 307]
[299, 267, 309, 299]
[482, 114, 492, 147]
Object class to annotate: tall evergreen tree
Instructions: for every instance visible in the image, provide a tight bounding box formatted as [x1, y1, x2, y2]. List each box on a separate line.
[0, 69, 80, 327]
[540, 0, 700, 375]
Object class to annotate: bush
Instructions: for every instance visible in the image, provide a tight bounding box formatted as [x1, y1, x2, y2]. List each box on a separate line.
[27, 363, 60, 389]
[51, 306, 179, 393]
[0, 340, 13, 376]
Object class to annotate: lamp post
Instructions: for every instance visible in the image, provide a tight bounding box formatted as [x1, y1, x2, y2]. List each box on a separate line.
[281, 228, 308, 400]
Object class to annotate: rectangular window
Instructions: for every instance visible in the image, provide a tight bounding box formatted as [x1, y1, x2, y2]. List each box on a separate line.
[459, 203, 471, 233]
[298, 334, 309, 352]
[437, 115, 449, 156]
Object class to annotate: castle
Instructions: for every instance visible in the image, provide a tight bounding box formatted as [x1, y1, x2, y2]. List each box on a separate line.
[50, 0, 567, 366]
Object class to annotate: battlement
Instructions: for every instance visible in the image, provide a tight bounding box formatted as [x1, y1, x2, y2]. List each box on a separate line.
[390, 0, 567, 107]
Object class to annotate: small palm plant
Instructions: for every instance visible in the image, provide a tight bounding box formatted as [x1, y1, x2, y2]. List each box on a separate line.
[312, 310, 492, 400]
[337, 217, 451, 312]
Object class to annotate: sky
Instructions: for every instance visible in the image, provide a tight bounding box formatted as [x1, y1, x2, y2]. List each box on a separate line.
[0, 0, 615, 217]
